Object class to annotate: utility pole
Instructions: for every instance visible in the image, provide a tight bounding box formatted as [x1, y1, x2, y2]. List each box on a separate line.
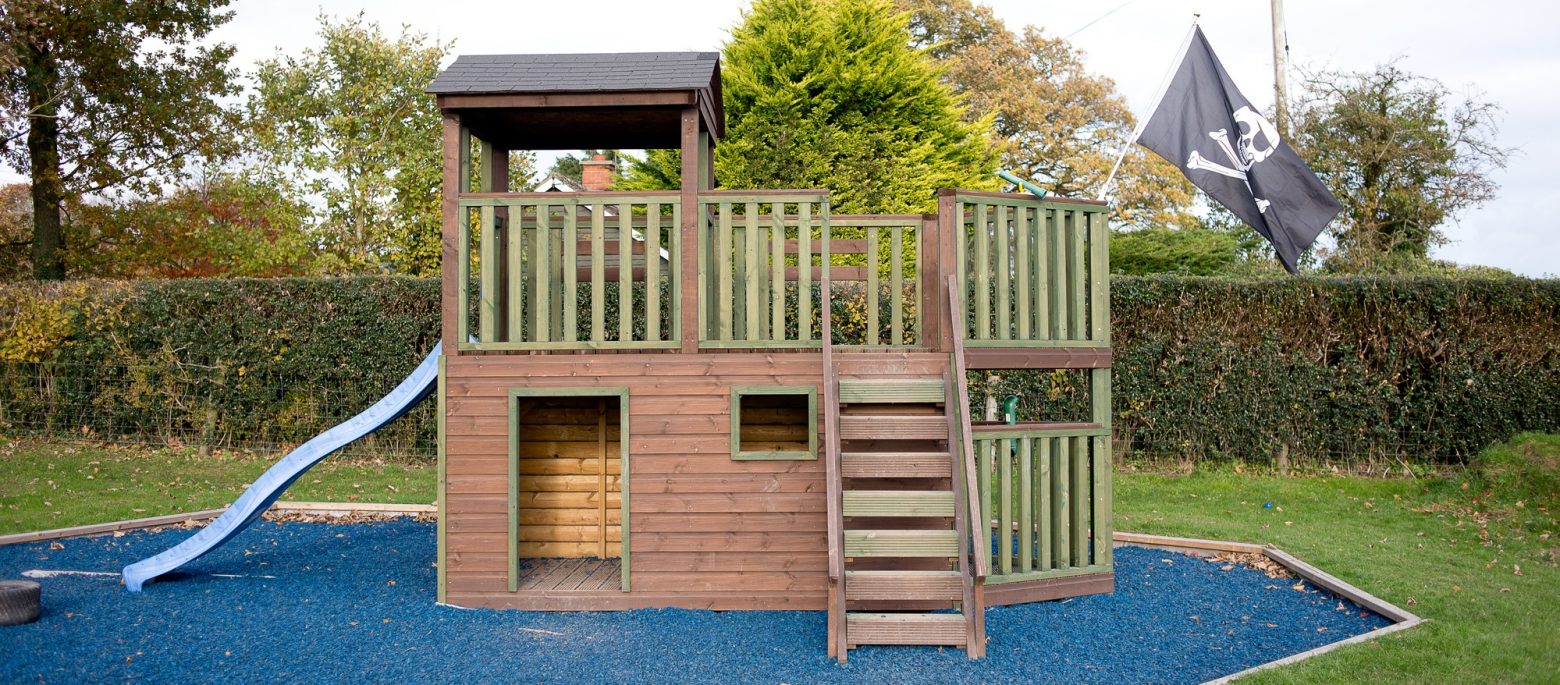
[1271, 0, 1290, 136]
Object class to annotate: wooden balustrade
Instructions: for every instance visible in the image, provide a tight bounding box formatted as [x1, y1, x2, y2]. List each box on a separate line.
[457, 192, 682, 351]
[952, 191, 1110, 348]
[969, 423, 1112, 581]
[456, 189, 1107, 354]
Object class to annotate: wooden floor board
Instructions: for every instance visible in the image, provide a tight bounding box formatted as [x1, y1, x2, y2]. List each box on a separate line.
[513, 557, 624, 593]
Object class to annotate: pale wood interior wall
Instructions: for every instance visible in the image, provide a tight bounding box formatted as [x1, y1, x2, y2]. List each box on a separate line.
[515, 397, 622, 558]
[737, 394, 810, 453]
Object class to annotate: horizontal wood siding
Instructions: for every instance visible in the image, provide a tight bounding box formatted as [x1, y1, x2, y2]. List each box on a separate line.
[444, 351, 949, 609]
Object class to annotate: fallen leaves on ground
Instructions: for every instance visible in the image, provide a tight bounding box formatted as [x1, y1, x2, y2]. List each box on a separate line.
[1204, 551, 1294, 579]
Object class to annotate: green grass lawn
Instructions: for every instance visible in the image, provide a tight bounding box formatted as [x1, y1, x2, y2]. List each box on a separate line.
[0, 437, 435, 534]
[1115, 449, 1558, 684]
[1, 434, 1554, 682]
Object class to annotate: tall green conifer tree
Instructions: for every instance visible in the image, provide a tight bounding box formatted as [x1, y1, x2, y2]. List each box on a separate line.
[621, 0, 996, 213]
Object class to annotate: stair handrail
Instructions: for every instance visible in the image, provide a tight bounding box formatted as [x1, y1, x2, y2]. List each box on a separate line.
[946, 274, 990, 579]
[821, 219, 847, 659]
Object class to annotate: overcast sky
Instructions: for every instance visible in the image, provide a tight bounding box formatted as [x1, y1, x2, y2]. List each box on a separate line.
[19, 0, 1560, 275]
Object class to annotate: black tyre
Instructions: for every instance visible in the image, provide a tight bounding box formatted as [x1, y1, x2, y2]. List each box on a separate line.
[0, 579, 41, 625]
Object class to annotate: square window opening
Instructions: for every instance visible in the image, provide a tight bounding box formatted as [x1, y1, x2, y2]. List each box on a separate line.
[731, 387, 817, 460]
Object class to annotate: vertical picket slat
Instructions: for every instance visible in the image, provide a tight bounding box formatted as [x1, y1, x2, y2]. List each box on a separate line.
[1050, 209, 1068, 340]
[458, 209, 472, 345]
[890, 226, 904, 346]
[744, 202, 760, 341]
[998, 436, 1013, 575]
[1089, 212, 1110, 344]
[1035, 209, 1050, 341]
[551, 211, 565, 341]
[533, 204, 550, 342]
[1018, 436, 1033, 573]
[697, 202, 709, 340]
[479, 206, 498, 342]
[1072, 435, 1089, 564]
[591, 205, 606, 343]
[995, 205, 1010, 340]
[797, 203, 812, 342]
[562, 207, 577, 342]
[866, 226, 880, 345]
[974, 203, 990, 341]
[1054, 435, 1071, 568]
[1038, 437, 1052, 571]
[671, 202, 683, 342]
[1016, 206, 1030, 340]
[771, 207, 785, 341]
[616, 203, 632, 342]
[756, 210, 769, 341]
[1093, 367, 1113, 568]
[717, 202, 733, 341]
[645, 204, 661, 342]
[1070, 210, 1087, 342]
[977, 439, 993, 565]
[508, 204, 527, 343]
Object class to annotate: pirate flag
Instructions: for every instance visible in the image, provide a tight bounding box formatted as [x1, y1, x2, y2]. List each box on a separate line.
[1138, 27, 1340, 273]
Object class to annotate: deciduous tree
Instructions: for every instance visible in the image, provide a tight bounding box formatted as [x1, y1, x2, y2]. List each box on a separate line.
[247, 14, 449, 276]
[896, 0, 1197, 228]
[1292, 62, 1511, 271]
[65, 171, 315, 278]
[0, 0, 239, 279]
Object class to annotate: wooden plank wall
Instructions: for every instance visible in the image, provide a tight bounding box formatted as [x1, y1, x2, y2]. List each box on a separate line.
[514, 397, 622, 558]
[443, 351, 949, 610]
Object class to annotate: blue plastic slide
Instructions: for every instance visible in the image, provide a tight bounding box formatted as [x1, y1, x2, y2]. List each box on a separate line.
[122, 342, 443, 592]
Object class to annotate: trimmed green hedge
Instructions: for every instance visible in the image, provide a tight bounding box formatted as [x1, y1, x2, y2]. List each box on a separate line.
[3, 275, 1557, 464]
[1107, 276, 1560, 463]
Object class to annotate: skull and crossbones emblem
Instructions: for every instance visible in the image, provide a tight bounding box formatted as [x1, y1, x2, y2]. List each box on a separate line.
[1186, 106, 1280, 213]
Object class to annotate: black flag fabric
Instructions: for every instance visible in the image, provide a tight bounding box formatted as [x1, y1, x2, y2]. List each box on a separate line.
[1138, 27, 1341, 273]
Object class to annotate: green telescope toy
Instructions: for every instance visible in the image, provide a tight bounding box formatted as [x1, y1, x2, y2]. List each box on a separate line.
[997, 170, 1047, 199]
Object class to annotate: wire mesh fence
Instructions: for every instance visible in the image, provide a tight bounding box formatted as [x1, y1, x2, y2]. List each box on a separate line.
[0, 360, 437, 462]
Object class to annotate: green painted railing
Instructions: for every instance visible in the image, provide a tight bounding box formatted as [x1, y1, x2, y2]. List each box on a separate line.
[457, 192, 682, 351]
[970, 422, 1113, 582]
[697, 191, 926, 348]
[697, 191, 832, 348]
[954, 192, 1110, 348]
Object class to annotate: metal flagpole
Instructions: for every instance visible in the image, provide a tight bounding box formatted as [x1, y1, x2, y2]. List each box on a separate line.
[1095, 15, 1201, 201]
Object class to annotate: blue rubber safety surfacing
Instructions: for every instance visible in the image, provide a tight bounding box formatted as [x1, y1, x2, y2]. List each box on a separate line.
[1, 522, 1390, 684]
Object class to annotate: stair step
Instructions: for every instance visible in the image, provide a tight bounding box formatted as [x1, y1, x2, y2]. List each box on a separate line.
[843, 490, 955, 518]
[840, 452, 951, 479]
[844, 529, 960, 557]
[838, 380, 945, 404]
[847, 613, 966, 647]
[845, 570, 962, 601]
[838, 415, 947, 440]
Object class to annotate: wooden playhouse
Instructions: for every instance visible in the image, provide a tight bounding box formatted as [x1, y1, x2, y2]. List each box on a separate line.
[428, 52, 1114, 660]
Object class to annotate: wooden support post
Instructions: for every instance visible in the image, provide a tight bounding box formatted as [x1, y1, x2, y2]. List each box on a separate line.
[678, 107, 701, 352]
[440, 113, 463, 356]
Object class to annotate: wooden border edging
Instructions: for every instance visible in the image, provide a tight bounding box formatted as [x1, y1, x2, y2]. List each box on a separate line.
[1112, 532, 1424, 684]
[0, 502, 437, 547]
[0, 509, 226, 547]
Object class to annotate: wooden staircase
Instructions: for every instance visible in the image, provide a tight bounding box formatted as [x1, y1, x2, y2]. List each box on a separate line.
[823, 274, 989, 661]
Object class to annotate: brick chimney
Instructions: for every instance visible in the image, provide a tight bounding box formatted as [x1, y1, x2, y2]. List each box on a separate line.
[580, 153, 616, 191]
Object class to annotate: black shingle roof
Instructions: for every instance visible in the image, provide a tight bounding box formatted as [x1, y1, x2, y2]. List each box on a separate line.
[427, 52, 720, 94]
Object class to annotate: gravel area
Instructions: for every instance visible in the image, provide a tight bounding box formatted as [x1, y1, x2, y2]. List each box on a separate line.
[0, 521, 1391, 684]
